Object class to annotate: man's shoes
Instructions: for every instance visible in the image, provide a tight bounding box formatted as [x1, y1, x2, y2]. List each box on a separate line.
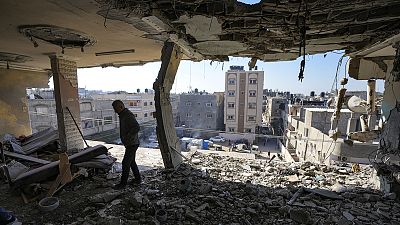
[113, 183, 127, 190]
[129, 178, 142, 186]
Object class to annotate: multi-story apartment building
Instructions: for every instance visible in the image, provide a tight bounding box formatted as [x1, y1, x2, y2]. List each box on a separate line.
[178, 90, 224, 131]
[84, 91, 156, 124]
[224, 66, 264, 133]
[28, 89, 156, 136]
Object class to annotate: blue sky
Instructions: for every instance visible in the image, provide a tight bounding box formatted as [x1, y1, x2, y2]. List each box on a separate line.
[74, 52, 384, 95]
[238, 0, 262, 4]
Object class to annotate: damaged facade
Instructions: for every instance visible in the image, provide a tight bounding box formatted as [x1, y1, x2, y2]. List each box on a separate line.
[1, 0, 400, 223]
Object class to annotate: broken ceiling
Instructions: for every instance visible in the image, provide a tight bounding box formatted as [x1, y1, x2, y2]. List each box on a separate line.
[98, 0, 400, 61]
[1, 0, 400, 70]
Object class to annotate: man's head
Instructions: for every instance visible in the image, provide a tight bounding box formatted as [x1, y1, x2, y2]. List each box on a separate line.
[112, 100, 125, 114]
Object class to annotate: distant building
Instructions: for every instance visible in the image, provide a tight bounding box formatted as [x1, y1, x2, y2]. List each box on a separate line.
[178, 90, 224, 132]
[283, 106, 378, 164]
[266, 97, 288, 122]
[28, 98, 118, 136]
[213, 92, 225, 131]
[264, 97, 288, 135]
[170, 94, 181, 126]
[263, 89, 291, 99]
[28, 90, 156, 136]
[345, 91, 367, 100]
[224, 66, 264, 133]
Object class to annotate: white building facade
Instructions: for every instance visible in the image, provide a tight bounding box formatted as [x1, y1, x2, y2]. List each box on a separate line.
[224, 66, 264, 133]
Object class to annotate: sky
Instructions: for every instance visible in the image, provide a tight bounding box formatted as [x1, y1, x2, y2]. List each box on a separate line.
[59, 52, 384, 95]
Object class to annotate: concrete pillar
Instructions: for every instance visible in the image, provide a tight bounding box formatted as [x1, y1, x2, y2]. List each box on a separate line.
[360, 115, 369, 132]
[0, 68, 48, 136]
[153, 42, 183, 169]
[367, 79, 377, 130]
[381, 44, 400, 150]
[367, 79, 376, 113]
[50, 55, 84, 152]
[377, 43, 400, 194]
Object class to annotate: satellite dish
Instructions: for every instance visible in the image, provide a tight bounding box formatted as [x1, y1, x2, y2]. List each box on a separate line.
[347, 96, 368, 113]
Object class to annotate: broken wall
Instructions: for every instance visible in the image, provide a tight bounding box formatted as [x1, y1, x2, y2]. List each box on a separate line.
[0, 68, 49, 136]
[381, 48, 400, 153]
[290, 116, 377, 164]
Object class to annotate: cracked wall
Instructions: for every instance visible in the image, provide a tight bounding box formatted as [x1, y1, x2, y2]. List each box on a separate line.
[0, 68, 49, 136]
[381, 46, 400, 153]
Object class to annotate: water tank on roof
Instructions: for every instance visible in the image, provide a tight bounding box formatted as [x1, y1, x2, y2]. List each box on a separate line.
[310, 91, 315, 97]
[320, 92, 325, 98]
[137, 89, 140, 93]
[145, 88, 148, 93]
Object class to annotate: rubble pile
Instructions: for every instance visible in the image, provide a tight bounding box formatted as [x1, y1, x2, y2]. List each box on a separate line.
[0, 129, 116, 204]
[68, 153, 399, 225]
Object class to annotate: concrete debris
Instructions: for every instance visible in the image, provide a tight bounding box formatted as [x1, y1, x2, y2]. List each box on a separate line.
[289, 208, 311, 224]
[307, 188, 343, 200]
[2, 152, 400, 224]
[286, 174, 300, 183]
[5, 160, 29, 180]
[89, 190, 123, 203]
[384, 192, 397, 200]
[191, 159, 201, 164]
[331, 182, 347, 193]
[343, 211, 355, 221]
[155, 209, 167, 222]
[129, 193, 143, 209]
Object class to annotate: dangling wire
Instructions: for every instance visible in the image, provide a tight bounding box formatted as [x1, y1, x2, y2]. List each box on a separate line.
[297, 0, 307, 82]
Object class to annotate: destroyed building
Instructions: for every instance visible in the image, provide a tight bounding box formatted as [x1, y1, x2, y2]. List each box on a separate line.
[1, 0, 400, 224]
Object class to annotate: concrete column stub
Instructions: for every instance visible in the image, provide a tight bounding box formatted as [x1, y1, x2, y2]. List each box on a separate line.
[153, 42, 183, 169]
[50, 55, 84, 152]
[391, 43, 400, 82]
[0, 68, 48, 136]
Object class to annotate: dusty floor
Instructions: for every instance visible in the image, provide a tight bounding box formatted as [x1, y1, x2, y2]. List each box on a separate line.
[0, 142, 399, 225]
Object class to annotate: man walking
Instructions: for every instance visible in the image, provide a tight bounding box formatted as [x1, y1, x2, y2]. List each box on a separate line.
[112, 100, 141, 189]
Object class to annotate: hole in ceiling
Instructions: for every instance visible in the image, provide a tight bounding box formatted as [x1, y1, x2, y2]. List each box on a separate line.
[0, 52, 33, 63]
[19, 25, 96, 49]
[237, 0, 262, 5]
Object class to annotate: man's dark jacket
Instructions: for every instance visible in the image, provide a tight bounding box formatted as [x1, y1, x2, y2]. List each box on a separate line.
[118, 108, 140, 146]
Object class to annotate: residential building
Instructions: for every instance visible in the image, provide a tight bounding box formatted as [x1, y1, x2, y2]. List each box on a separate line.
[213, 92, 225, 131]
[170, 94, 181, 126]
[345, 91, 368, 100]
[282, 106, 378, 164]
[177, 90, 224, 132]
[28, 90, 156, 136]
[89, 91, 155, 124]
[224, 66, 264, 133]
[28, 98, 118, 136]
[265, 97, 288, 123]
[264, 97, 288, 135]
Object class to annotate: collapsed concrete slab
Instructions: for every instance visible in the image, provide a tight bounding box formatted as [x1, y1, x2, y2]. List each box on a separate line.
[10, 145, 107, 189]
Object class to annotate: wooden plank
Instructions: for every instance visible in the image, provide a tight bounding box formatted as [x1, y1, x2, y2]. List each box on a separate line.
[4, 151, 51, 165]
[47, 153, 72, 197]
[154, 42, 183, 169]
[11, 145, 107, 189]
